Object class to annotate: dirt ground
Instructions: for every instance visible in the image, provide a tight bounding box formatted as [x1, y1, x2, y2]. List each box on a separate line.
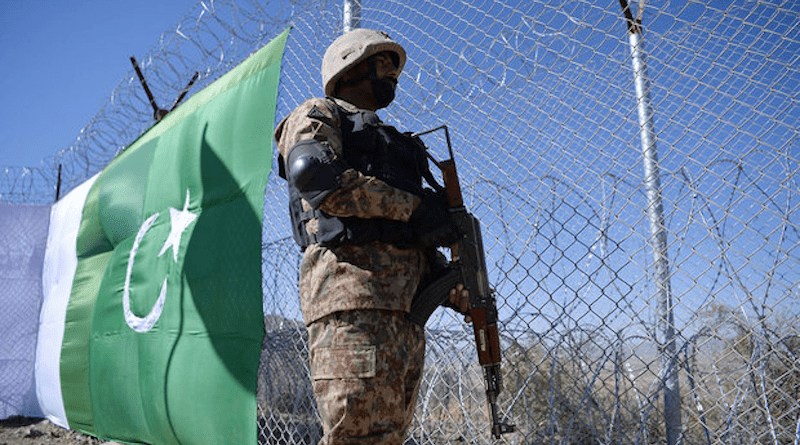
[0, 417, 114, 445]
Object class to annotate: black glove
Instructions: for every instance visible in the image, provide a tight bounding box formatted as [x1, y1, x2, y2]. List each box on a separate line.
[409, 193, 461, 248]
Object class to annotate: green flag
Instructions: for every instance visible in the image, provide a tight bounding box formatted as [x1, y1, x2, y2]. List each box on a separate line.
[57, 28, 290, 444]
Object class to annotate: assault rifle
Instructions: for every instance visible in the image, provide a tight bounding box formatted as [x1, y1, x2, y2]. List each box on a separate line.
[409, 126, 516, 439]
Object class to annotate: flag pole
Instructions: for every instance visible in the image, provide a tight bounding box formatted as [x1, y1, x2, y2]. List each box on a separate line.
[55, 164, 62, 202]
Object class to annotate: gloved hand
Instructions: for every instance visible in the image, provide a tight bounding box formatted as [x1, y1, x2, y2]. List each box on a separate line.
[409, 193, 461, 248]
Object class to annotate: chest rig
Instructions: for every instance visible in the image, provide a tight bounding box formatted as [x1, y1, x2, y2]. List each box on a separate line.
[287, 102, 429, 249]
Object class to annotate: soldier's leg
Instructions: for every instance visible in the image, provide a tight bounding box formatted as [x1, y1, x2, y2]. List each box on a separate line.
[308, 310, 425, 445]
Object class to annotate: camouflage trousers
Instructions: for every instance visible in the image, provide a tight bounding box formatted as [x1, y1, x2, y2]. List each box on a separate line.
[308, 310, 426, 445]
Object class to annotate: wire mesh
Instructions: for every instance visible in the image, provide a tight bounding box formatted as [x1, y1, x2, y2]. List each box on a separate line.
[1, 0, 798, 444]
[0, 203, 50, 419]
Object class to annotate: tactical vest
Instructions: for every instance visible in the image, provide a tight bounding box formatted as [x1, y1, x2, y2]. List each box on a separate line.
[287, 102, 429, 249]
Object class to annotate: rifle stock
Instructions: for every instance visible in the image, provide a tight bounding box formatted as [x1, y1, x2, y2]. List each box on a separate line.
[418, 126, 515, 439]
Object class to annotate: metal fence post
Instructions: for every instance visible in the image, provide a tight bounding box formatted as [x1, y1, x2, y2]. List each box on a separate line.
[343, 0, 361, 32]
[621, 2, 683, 444]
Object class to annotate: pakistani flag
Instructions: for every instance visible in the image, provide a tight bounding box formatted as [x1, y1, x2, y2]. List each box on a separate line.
[35, 28, 290, 445]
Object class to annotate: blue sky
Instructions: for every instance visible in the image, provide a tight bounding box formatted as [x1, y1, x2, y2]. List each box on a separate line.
[0, 0, 198, 168]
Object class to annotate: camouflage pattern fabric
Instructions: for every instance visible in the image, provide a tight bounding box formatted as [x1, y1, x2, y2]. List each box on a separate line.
[274, 97, 420, 224]
[275, 97, 431, 444]
[299, 241, 426, 325]
[274, 97, 428, 326]
[308, 310, 425, 445]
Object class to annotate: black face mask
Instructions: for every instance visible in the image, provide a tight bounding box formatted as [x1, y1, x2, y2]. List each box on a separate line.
[336, 56, 397, 108]
[372, 77, 397, 109]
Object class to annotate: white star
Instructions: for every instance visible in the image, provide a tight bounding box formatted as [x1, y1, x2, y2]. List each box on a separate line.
[158, 189, 197, 262]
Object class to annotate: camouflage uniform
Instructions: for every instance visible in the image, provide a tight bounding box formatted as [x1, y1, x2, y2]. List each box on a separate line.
[275, 97, 428, 445]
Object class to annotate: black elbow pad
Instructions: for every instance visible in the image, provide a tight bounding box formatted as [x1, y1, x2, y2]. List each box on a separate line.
[285, 139, 345, 208]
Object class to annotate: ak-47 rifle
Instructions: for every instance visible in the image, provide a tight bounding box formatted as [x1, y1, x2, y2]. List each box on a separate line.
[409, 126, 516, 439]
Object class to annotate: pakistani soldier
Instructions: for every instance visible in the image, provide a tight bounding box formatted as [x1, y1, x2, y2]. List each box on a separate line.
[274, 29, 469, 444]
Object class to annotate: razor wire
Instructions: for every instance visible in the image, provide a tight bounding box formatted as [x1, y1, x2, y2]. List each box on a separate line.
[2, 0, 798, 444]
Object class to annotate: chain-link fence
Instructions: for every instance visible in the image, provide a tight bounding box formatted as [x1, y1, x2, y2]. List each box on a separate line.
[2, 0, 798, 444]
[0, 203, 50, 419]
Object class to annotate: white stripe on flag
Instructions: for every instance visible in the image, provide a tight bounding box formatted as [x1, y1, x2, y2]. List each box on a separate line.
[35, 174, 99, 428]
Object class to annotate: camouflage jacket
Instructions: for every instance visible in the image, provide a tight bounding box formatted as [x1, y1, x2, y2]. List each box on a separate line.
[274, 97, 428, 325]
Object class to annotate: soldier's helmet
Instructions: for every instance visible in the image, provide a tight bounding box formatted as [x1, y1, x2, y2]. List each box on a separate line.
[321, 29, 406, 97]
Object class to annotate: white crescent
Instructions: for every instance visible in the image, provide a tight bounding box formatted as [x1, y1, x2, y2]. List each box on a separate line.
[123, 212, 167, 333]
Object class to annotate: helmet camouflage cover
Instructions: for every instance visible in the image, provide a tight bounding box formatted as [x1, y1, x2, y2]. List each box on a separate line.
[321, 28, 407, 97]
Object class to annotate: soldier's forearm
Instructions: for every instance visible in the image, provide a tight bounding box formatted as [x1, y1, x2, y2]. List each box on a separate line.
[319, 170, 418, 221]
